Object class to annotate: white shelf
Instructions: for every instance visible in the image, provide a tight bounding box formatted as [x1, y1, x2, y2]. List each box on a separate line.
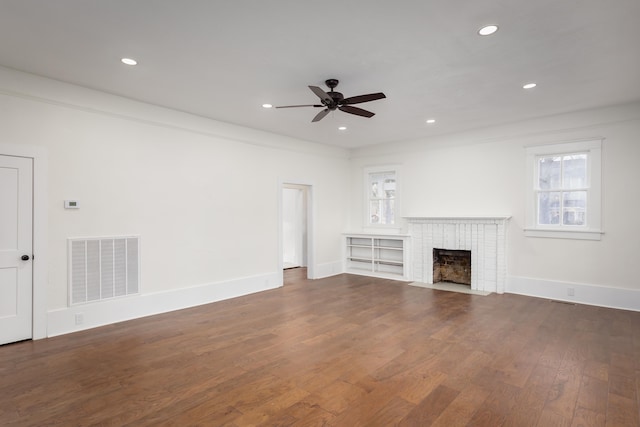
[348, 256, 372, 262]
[375, 259, 403, 265]
[344, 233, 410, 280]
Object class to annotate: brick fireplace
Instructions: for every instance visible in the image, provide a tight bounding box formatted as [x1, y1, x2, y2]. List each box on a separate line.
[406, 217, 510, 294]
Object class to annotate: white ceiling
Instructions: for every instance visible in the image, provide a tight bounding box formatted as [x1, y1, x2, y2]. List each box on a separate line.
[1, 0, 639, 149]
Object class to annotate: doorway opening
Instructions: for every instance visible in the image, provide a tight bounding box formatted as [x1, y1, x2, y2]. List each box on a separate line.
[280, 182, 313, 282]
[282, 185, 308, 269]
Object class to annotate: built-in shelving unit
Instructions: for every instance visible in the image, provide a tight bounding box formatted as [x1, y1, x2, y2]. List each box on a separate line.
[344, 233, 410, 280]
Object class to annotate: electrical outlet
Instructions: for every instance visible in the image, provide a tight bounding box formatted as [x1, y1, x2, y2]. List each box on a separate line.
[567, 288, 575, 297]
[75, 313, 84, 325]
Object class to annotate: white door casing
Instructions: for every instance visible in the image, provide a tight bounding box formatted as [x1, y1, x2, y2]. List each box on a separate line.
[0, 155, 33, 345]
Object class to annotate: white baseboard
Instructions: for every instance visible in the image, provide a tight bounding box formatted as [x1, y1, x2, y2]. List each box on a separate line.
[47, 272, 281, 337]
[48, 272, 637, 338]
[313, 260, 344, 279]
[507, 276, 640, 312]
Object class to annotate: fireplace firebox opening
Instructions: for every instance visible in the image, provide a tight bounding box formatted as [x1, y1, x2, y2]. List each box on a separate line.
[433, 249, 471, 286]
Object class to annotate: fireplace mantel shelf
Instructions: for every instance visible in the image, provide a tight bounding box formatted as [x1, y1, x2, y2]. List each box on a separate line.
[404, 216, 511, 221]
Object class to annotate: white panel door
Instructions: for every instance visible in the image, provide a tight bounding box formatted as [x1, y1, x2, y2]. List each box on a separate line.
[0, 155, 33, 345]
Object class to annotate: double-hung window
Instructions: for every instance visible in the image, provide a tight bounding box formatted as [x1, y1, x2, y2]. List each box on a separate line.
[525, 139, 602, 240]
[537, 153, 588, 226]
[365, 167, 399, 227]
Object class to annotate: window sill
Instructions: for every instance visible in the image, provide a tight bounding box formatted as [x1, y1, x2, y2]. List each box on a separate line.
[524, 228, 603, 241]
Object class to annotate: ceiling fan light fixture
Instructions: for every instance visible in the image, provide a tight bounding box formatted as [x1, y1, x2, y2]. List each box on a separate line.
[523, 83, 537, 89]
[478, 25, 499, 36]
[262, 103, 273, 108]
[338, 126, 347, 131]
[426, 119, 436, 124]
[121, 57, 137, 65]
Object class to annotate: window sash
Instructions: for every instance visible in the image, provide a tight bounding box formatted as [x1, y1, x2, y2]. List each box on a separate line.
[535, 152, 588, 191]
[536, 190, 587, 226]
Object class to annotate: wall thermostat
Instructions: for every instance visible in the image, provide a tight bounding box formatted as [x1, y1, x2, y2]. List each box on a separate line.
[64, 200, 80, 209]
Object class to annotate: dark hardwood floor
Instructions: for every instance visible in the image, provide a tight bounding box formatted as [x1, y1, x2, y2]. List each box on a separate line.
[1, 268, 639, 426]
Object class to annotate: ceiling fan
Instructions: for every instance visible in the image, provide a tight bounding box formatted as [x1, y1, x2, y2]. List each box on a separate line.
[276, 79, 386, 122]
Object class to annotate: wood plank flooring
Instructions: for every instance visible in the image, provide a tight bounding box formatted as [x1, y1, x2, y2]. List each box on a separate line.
[1, 268, 639, 426]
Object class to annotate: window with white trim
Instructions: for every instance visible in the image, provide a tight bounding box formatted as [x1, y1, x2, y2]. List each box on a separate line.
[525, 139, 602, 240]
[365, 167, 398, 227]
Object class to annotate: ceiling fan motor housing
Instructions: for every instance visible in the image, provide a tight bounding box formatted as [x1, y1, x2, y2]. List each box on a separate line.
[326, 92, 343, 110]
[323, 79, 343, 109]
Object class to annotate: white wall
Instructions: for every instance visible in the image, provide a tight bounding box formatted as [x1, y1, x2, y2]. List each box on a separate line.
[0, 67, 350, 335]
[349, 102, 640, 310]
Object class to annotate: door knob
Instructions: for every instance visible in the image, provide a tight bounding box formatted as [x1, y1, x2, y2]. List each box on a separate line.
[21, 255, 30, 261]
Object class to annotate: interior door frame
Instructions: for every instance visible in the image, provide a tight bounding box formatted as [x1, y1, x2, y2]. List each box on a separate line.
[278, 179, 314, 284]
[0, 143, 48, 340]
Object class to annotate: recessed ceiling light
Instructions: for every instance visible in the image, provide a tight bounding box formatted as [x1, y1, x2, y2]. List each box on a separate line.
[478, 25, 499, 36]
[121, 58, 137, 66]
[426, 119, 436, 124]
[262, 103, 273, 109]
[523, 83, 537, 89]
[338, 126, 347, 131]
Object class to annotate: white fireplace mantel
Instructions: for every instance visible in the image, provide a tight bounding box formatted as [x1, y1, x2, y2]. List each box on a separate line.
[405, 216, 512, 222]
[405, 216, 510, 294]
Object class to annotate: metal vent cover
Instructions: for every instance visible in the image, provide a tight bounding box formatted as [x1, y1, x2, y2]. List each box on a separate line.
[68, 236, 140, 305]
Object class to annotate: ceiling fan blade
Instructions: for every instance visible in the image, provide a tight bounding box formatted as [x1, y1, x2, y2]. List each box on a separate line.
[312, 109, 330, 122]
[309, 86, 334, 104]
[341, 92, 386, 105]
[275, 104, 324, 108]
[339, 105, 375, 118]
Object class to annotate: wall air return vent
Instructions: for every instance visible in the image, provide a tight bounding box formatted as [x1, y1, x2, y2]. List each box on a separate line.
[68, 236, 140, 305]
